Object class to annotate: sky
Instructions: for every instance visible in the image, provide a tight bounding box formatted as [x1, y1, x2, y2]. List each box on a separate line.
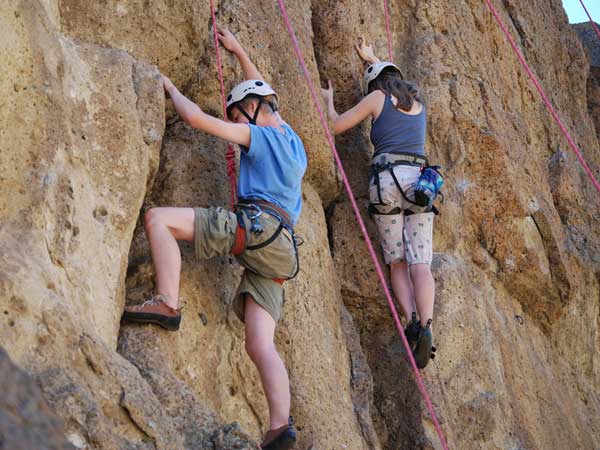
[562, 0, 600, 24]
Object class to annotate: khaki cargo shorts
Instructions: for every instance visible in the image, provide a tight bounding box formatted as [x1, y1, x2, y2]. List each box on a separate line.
[369, 165, 434, 265]
[193, 206, 298, 323]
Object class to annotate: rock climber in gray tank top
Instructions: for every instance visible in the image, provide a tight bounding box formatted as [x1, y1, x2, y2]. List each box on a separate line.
[321, 38, 436, 369]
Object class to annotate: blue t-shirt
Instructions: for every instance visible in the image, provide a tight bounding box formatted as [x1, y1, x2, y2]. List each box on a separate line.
[238, 123, 307, 224]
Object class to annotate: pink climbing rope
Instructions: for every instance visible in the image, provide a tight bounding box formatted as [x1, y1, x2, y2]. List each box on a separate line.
[579, 0, 600, 42]
[209, 0, 237, 207]
[275, 1, 450, 449]
[383, 0, 394, 61]
[484, 0, 600, 194]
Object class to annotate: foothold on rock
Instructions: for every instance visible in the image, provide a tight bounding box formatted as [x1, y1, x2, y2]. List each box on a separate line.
[515, 315, 524, 325]
[199, 313, 208, 326]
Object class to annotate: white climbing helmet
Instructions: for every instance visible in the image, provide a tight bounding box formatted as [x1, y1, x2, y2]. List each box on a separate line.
[364, 61, 404, 94]
[226, 79, 278, 111]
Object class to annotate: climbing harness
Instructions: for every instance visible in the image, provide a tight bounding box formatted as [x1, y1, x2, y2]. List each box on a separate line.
[275, 2, 449, 449]
[484, 0, 600, 195]
[369, 153, 443, 216]
[232, 199, 301, 281]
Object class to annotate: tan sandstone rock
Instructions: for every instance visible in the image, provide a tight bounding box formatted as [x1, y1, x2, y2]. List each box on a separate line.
[121, 111, 379, 448]
[2, 0, 600, 449]
[319, 0, 600, 448]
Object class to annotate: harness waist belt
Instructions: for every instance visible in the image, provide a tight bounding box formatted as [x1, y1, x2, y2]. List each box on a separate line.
[371, 152, 427, 169]
[237, 198, 294, 230]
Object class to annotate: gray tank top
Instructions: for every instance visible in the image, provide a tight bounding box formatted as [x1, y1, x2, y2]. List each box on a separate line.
[370, 95, 426, 157]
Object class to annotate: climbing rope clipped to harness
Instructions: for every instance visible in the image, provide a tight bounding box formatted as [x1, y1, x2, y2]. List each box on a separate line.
[209, 0, 237, 207]
[275, 1, 450, 449]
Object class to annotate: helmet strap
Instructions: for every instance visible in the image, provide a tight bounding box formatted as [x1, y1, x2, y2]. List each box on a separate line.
[235, 98, 265, 125]
[251, 98, 264, 124]
[235, 105, 253, 124]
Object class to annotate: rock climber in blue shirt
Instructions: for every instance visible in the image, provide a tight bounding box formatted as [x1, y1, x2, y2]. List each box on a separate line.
[122, 27, 305, 450]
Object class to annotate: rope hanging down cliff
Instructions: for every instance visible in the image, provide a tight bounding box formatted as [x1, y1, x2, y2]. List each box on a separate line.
[578, 0, 600, 42]
[383, 0, 393, 62]
[209, 0, 237, 208]
[275, 1, 450, 449]
[484, 0, 600, 195]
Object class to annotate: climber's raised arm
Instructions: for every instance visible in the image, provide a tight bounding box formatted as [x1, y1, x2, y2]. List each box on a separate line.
[355, 37, 381, 65]
[217, 27, 264, 81]
[162, 75, 250, 147]
[320, 80, 381, 135]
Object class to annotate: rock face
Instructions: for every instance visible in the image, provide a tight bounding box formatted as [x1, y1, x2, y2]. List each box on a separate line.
[317, 1, 600, 449]
[1, 1, 599, 450]
[575, 22, 600, 143]
[0, 348, 74, 450]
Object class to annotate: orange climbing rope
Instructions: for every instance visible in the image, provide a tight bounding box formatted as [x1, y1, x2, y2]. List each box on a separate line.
[209, 0, 237, 207]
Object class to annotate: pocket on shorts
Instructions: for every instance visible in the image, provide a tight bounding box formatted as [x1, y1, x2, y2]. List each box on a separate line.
[194, 207, 237, 260]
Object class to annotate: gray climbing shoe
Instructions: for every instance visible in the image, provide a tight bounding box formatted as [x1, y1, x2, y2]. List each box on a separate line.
[404, 312, 421, 352]
[261, 416, 296, 450]
[413, 319, 436, 369]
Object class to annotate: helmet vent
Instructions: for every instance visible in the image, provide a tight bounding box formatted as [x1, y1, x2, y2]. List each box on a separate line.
[367, 66, 373, 73]
[255, 81, 264, 86]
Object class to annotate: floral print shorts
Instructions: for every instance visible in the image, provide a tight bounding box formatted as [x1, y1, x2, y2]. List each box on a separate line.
[369, 165, 434, 265]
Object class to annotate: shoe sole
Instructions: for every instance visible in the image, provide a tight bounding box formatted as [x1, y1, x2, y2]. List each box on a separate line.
[414, 328, 433, 369]
[121, 312, 181, 331]
[405, 328, 419, 350]
[408, 339, 418, 352]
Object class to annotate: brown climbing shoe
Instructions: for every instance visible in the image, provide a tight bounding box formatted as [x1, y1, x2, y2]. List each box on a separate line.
[261, 417, 296, 450]
[121, 295, 181, 331]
